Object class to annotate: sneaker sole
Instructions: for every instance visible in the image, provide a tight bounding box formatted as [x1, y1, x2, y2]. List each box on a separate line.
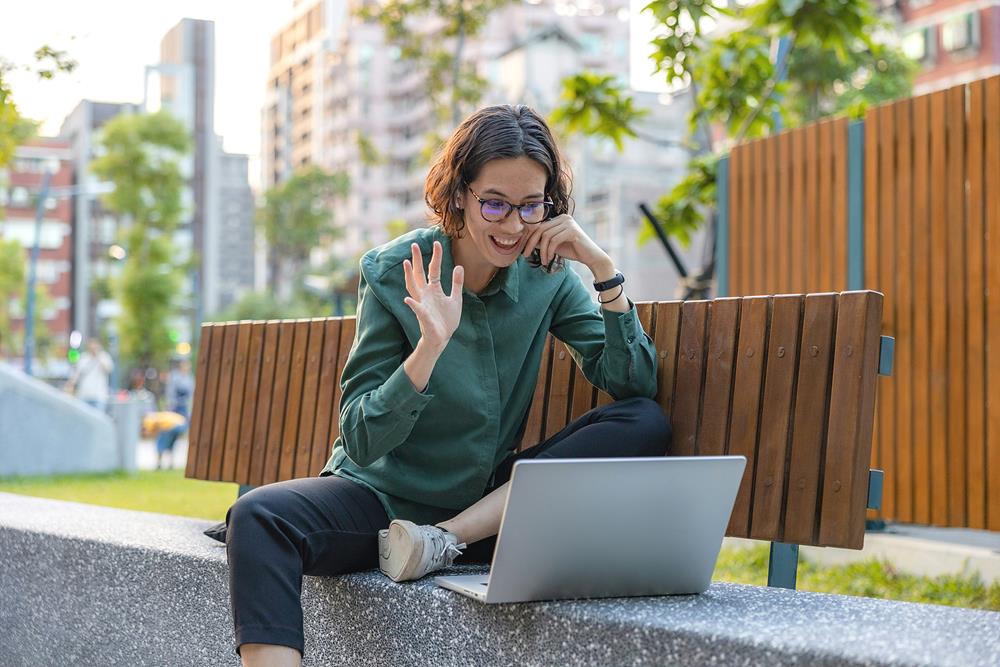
[378, 520, 425, 582]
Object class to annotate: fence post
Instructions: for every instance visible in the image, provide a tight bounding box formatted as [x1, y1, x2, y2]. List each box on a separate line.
[848, 120, 865, 290]
[716, 155, 730, 297]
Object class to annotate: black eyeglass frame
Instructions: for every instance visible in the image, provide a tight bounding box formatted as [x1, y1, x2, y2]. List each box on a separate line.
[466, 185, 555, 225]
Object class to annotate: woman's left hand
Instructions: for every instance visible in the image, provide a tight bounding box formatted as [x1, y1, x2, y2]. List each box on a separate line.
[521, 213, 609, 272]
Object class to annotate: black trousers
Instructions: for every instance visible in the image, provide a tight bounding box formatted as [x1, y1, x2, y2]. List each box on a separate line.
[224, 397, 671, 657]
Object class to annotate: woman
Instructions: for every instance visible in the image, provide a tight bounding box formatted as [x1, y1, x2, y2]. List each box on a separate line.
[225, 105, 672, 667]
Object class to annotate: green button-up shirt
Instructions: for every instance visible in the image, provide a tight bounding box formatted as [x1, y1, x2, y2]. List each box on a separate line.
[320, 226, 658, 525]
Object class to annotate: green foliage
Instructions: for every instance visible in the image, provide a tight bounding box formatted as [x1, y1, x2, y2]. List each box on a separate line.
[716, 544, 1000, 611]
[550, 73, 649, 151]
[643, 154, 718, 247]
[256, 165, 348, 297]
[206, 291, 324, 322]
[356, 131, 384, 167]
[356, 0, 515, 129]
[0, 238, 24, 355]
[553, 0, 916, 249]
[90, 111, 191, 370]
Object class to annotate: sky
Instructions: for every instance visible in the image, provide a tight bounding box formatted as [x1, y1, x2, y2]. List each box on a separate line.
[2, 0, 294, 189]
[3, 1, 667, 191]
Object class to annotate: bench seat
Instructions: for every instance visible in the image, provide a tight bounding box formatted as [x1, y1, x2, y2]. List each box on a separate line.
[3, 492, 998, 667]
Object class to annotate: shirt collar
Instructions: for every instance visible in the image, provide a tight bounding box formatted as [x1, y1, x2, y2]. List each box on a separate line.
[435, 226, 520, 303]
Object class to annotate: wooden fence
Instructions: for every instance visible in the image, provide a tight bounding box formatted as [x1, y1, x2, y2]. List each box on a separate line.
[721, 74, 1000, 531]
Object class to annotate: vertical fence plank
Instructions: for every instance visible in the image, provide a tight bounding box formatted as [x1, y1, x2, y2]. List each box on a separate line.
[893, 99, 914, 523]
[806, 124, 820, 291]
[791, 128, 806, 293]
[946, 85, 968, 526]
[966, 80, 987, 529]
[911, 94, 933, 525]
[330, 317, 356, 452]
[749, 295, 803, 542]
[833, 118, 849, 290]
[929, 89, 949, 526]
[309, 319, 342, 476]
[725, 297, 769, 537]
[876, 103, 897, 520]
[262, 321, 295, 485]
[696, 299, 740, 456]
[764, 135, 778, 293]
[818, 120, 834, 292]
[985, 76, 1000, 532]
[778, 133, 792, 293]
[277, 320, 310, 481]
[234, 322, 265, 485]
[753, 139, 765, 294]
[672, 301, 709, 456]
[783, 293, 837, 545]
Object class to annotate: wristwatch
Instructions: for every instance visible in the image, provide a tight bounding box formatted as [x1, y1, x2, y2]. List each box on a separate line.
[593, 271, 625, 292]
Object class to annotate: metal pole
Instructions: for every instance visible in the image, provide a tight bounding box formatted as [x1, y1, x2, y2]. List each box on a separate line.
[24, 169, 53, 376]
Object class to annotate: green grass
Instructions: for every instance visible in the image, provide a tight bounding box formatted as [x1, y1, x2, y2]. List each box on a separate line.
[714, 543, 1000, 611]
[0, 469, 237, 521]
[2, 471, 999, 611]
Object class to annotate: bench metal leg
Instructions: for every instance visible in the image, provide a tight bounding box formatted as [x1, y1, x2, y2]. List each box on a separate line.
[767, 542, 799, 590]
[237, 484, 255, 498]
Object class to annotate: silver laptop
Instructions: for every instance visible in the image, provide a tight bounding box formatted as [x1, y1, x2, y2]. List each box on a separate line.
[435, 456, 746, 603]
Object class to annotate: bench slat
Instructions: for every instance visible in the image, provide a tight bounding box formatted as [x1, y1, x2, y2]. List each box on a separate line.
[208, 323, 239, 480]
[725, 297, 769, 538]
[221, 323, 252, 481]
[783, 294, 837, 545]
[249, 323, 280, 487]
[697, 298, 740, 456]
[819, 291, 883, 548]
[673, 301, 709, 456]
[308, 319, 342, 477]
[278, 320, 310, 480]
[544, 342, 574, 440]
[520, 335, 552, 450]
[263, 321, 295, 484]
[195, 324, 223, 480]
[235, 322, 265, 484]
[291, 320, 323, 479]
[186, 324, 214, 479]
[329, 318, 356, 451]
[652, 302, 682, 423]
[749, 295, 803, 542]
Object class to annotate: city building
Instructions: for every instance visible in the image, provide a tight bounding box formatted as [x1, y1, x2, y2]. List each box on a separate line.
[263, 0, 698, 301]
[0, 139, 76, 362]
[146, 17, 255, 326]
[59, 100, 141, 341]
[900, 0, 1000, 93]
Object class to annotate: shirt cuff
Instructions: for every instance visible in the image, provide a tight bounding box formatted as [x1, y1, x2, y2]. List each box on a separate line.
[377, 362, 435, 421]
[601, 299, 643, 349]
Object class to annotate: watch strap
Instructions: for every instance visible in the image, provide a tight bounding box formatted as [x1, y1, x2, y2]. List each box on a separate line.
[593, 271, 625, 292]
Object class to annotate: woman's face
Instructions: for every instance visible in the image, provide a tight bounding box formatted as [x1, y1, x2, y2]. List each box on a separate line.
[456, 156, 549, 270]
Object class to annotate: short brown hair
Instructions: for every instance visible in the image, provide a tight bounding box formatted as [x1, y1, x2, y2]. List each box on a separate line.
[424, 105, 573, 237]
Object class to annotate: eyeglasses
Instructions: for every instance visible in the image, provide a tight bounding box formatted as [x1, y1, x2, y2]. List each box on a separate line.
[467, 186, 553, 225]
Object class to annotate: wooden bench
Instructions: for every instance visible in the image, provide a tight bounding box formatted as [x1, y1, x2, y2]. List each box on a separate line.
[186, 289, 893, 588]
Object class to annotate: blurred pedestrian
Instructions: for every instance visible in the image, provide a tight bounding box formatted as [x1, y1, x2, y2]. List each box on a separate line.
[155, 359, 194, 470]
[65, 338, 113, 413]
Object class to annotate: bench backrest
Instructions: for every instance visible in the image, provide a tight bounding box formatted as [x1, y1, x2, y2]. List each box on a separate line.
[187, 290, 884, 550]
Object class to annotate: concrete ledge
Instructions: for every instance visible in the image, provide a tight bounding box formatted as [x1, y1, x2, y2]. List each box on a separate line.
[2, 492, 999, 667]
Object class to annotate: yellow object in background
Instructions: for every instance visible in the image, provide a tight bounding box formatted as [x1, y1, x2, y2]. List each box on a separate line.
[142, 411, 186, 437]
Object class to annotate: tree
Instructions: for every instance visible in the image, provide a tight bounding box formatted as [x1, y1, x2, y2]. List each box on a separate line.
[551, 0, 917, 249]
[0, 46, 76, 166]
[89, 111, 191, 372]
[356, 0, 516, 151]
[256, 165, 348, 301]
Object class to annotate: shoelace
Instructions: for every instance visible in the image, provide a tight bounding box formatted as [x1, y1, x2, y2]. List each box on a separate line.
[432, 531, 467, 565]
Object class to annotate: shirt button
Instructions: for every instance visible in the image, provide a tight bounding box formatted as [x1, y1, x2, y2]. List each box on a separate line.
[409, 410, 418, 418]
[627, 336, 635, 344]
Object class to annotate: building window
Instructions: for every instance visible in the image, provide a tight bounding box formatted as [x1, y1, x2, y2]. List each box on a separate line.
[902, 27, 936, 64]
[11, 186, 29, 207]
[941, 12, 980, 54]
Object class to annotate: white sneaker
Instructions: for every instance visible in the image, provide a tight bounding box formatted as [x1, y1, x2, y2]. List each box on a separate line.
[378, 520, 466, 582]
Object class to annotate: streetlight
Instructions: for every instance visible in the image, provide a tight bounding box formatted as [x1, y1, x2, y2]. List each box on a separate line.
[23, 173, 114, 376]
